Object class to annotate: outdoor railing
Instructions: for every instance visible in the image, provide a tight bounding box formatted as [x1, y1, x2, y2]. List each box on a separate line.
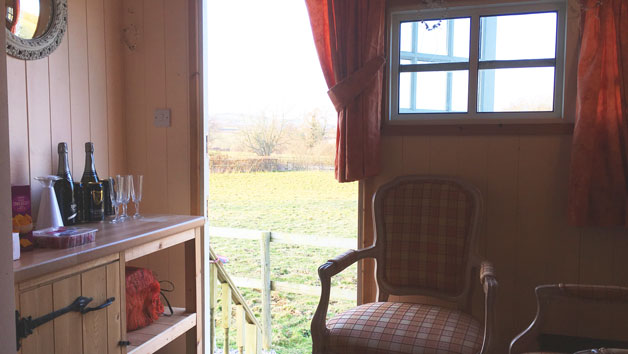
[209, 247, 263, 354]
[209, 226, 357, 351]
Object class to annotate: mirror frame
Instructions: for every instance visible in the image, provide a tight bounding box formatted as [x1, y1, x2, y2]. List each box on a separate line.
[6, 0, 67, 60]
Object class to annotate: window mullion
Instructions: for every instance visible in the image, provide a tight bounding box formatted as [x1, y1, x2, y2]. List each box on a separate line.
[468, 14, 480, 117]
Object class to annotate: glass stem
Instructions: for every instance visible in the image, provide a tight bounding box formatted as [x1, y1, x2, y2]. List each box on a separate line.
[134, 202, 140, 216]
[123, 203, 128, 217]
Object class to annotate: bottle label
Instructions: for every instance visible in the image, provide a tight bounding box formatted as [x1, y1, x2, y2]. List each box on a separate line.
[84, 182, 104, 221]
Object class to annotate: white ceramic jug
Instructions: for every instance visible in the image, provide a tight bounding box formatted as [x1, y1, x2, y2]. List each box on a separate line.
[35, 175, 64, 230]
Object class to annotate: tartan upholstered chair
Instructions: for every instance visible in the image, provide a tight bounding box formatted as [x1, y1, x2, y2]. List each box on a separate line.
[510, 284, 628, 354]
[311, 176, 498, 354]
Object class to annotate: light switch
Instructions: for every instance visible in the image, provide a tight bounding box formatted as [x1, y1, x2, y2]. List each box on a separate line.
[154, 108, 171, 127]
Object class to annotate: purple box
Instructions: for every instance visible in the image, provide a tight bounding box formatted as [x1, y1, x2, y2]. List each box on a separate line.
[11, 185, 34, 250]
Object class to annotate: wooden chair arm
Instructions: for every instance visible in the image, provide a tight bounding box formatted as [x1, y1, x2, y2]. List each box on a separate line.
[538, 284, 628, 303]
[479, 260, 498, 354]
[480, 260, 496, 285]
[323, 247, 376, 278]
[311, 247, 376, 354]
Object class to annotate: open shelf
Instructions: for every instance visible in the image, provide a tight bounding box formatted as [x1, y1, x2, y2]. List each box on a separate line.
[127, 307, 197, 354]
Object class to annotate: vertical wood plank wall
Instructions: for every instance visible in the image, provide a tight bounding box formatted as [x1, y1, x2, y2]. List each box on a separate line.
[0, 0, 18, 347]
[6, 0, 127, 219]
[6, 0, 195, 351]
[361, 135, 628, 352]
[122, 0, 193, 352]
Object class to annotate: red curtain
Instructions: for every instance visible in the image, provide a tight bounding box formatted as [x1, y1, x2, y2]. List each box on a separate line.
[568, 0, 628, 226]
[305, 0, 386, 182]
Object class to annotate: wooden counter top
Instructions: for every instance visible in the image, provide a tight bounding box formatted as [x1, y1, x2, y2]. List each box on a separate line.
[13, 214, 205, 283]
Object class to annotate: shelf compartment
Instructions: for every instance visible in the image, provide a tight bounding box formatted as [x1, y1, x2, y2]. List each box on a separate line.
[127, 307, 196, 354]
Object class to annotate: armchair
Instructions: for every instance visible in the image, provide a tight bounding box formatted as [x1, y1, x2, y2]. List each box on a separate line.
[311, 176, 498, 354]
[510, 284, 628, 354]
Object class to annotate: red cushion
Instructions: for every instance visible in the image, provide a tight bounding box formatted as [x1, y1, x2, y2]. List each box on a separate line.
[327, 302, 482, 354]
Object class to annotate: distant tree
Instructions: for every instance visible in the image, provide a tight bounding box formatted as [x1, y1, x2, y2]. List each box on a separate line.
[302, 110, 327, 150]
[240, 114, 286, 156]
[207, 116, 220, 146]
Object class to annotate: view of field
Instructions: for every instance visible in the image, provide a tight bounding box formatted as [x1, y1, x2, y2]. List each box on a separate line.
[209, 170, 358, 353]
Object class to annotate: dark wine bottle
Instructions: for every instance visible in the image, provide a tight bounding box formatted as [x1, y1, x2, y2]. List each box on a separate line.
[81, 142, 104, 221]
[54, 142, 77, 225]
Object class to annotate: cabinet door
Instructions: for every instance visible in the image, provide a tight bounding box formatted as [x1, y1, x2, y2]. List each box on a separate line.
[18, 260, 123, 354]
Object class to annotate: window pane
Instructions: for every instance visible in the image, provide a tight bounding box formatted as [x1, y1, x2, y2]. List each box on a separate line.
[477, 67, 555, 112]
[400, 71, 468, 113]
[400, 18, 470, 65]
[480, 12, 557, 61]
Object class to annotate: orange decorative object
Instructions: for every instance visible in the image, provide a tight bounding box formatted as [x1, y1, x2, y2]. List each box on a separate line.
[125, 267, 164, 332]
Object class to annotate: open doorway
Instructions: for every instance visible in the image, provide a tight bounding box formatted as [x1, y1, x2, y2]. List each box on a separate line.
[205, 1, 358, 353]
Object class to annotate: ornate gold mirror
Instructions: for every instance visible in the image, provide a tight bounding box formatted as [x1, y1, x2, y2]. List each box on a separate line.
[5, 0, 67, 60]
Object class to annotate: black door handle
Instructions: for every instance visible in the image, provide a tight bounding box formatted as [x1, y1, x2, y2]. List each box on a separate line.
[81, 297, 115, 314]
[16, 296, 116, 350]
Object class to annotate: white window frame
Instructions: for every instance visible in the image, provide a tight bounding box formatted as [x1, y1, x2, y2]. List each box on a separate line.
[388, 0, 567, 124]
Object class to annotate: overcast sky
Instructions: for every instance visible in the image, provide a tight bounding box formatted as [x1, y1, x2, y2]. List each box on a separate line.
[205, 0, 335, 122]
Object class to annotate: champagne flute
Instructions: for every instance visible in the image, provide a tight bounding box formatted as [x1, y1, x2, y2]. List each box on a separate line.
[132, 175, 143, 219]
[108, 177, 120, 223]
[116, 175, 126, 221]
[121, 175, 132, 220]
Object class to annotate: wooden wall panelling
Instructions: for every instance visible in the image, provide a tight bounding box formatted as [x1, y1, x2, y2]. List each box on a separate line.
[7, 57, 29, 184]
[86, 0, 110, 177]
[67, 0, 92, 176]
[26, 58, 52, 219]
[53, 274, 83, 354]
[427, 136, 459, 175]
[104, 0, 126, 176]
[401, 136, 429, 174]
[610, 230, 628, 340]
[164, 0, 191, 215]
[514, 136, 580, 339]
[361, 136, 404, 302]
[20, 285, 54, 354]
[170, 243, 187, 306]
[142, 0, 168, 214]
[577, 227, 617, 339]
[81, 265, 108, 353]
[485, 135, 519, 351]
[8, 0, 127, 203]
[456, 136, 489, 320]
[48, 36, 73, 174]
[123, 0, 147, 179]
[0, 2, 17, 346]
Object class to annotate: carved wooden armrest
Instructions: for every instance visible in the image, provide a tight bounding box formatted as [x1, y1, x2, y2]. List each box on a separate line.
[479, 260, 498, 354]
[311, 246, 376, 354]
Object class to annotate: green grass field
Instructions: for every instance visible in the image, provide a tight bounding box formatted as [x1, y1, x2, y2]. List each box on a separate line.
[209, 171, 358, 353]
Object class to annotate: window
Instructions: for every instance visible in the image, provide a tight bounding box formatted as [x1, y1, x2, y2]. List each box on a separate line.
[389, 1, 566, 123]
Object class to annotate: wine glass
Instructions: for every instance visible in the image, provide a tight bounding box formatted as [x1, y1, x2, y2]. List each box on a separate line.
[116, 175, 126, 221]
[108, 177, 120, 223]
[132, 175, 143, 219]
[121, 175, 132, 220]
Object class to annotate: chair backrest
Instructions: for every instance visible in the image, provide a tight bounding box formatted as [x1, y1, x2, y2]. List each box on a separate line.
[372, 176, 482, 300]
[510, 284, 628, 354]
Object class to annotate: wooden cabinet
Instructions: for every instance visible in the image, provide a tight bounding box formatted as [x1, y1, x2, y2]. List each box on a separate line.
[16, 256, 123, 354]
[13, 215, 204, 354]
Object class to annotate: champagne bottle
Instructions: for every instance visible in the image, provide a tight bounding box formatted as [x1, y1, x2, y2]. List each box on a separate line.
[54, 143, 77, 225]
[81, 142, 104, 221]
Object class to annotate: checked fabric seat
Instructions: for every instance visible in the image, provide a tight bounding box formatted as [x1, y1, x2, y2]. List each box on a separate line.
[311, 176, 498, 354]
